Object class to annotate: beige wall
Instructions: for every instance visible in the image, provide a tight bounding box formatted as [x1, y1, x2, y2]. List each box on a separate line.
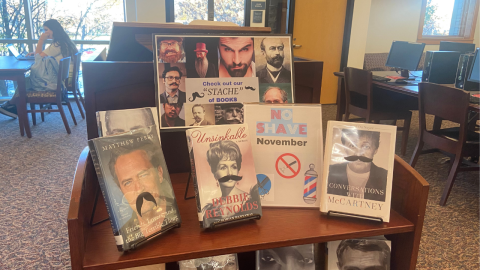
[347, 0, 372, 68]
[365, 0, 480, 53]
[125, 0, 166, 23]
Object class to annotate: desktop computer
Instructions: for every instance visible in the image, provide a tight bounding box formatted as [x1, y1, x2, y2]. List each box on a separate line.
[439, 41, 475, 54]
[454, 53, 475, 89]
[422, 51, 462, 84]
[385, 41, 425, 79]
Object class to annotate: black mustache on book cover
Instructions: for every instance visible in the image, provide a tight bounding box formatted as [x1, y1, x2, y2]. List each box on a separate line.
[344, 155, 374, 163]
[136, 192, 157, 217]
[217, 175, 243, 183]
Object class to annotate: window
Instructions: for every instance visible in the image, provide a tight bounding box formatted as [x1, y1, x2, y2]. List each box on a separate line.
[0, 0, 125, 99]
[417, 0, 479, 44]
[172, 0, 245, 26]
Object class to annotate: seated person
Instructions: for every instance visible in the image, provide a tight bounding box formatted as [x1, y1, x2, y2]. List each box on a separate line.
[0, 19, 77, 119]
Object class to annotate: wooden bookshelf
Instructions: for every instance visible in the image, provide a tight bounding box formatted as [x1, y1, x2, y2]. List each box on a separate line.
[68, 149, 428, 270]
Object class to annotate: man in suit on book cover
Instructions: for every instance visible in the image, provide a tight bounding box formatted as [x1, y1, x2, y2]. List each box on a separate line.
[190, 104, 212, 126]
[159, 66, 186, 104]
[256, 38, 291, 84]
[109, 140, 179, 238]
[327, 129, 387, 202]
[335, 239, 390, 270]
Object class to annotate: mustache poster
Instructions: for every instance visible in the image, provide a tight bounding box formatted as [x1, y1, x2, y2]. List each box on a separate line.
[153, 34, 295, 130]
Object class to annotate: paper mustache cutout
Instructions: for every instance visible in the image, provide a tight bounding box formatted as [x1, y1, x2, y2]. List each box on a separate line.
[189, 92, 205, 102]
[344, 155, 373, 163]
[245, 86, 256, 91]
[136, 192, 157, 217]
[217, 175, 243, 183]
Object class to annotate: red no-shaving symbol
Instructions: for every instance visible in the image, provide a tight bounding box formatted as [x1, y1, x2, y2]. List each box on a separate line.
[275, 153, 301, 179]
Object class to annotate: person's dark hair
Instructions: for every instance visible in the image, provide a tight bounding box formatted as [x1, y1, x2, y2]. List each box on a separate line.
[163, 102, 183, 109]
[105, 108, 155, 135]
[162, 66, 183, 79]
[108, 133, 165, 187]
[43, 19, 78, 58]
[262, 86, 288, 102]
[206, 141, 242, 174]
[340, 129, 380, 150]
[260, 38, 284, 52]
[336, 239, 390, 269]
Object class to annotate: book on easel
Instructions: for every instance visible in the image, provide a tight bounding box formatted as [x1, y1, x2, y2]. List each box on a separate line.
[320, 121, 396, 222]
[179, 254, 239, 270]
[186, 124, 262, 229]
[88, 126, 181, 251]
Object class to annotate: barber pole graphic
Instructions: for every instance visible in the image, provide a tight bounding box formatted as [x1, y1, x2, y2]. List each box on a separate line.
[303, 164, 318, 204]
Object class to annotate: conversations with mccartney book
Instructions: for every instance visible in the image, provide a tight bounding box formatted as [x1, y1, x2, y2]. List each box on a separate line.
[320, 121, 396, 222]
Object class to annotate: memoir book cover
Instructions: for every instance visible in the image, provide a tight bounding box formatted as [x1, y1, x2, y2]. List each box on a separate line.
[320, 121, 396, 222]
[244, 103, 323, 208]
[88, 126, 181, 251]
[186, 124, 262, 228]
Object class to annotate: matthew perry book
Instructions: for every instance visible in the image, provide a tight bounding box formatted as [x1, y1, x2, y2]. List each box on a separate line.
[88, 126, 181, 251]
[186, 124, 262, 228]
[320, 121, 396, 222]
[244, 103, 323, 208]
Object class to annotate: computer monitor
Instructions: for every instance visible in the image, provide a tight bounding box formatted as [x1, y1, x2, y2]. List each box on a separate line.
[439, 41, 475, 54]
[385, 41, 425, 78]
[467, 48, 479, 83]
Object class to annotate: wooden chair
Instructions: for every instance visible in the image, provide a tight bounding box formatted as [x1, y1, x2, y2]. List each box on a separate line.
[27, 57, 75, 134]
[409, 83, 479, 206]
[343, 67, 412, 155]
[66, 52, 85, 119]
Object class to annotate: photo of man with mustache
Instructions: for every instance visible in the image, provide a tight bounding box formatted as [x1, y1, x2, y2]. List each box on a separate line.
[108, 135, 179, 239]
[159, 66, 186, 105]
[256, 38, 291, 83]
[215, 103, 244, 125]
[191, 42, 218, 78]
[157, 37, 186, 63]
[218, 37, 255, 77]
[161, 102, 185, 127]
[327, 129, 387, 202]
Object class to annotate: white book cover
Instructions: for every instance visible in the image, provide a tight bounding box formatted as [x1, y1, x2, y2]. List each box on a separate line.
[96, 107, 161, 143]
[320, 121, 396, 222]
[327, 238, 391, 270]
[244, 103, 323, 208]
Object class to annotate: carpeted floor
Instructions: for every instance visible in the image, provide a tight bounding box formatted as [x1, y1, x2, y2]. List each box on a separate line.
[0, 103, 478, 269]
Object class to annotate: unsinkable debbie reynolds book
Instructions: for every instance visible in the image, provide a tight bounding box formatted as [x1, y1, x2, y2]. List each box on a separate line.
[186, 124, 262, 228]
[88, 126, 181, 251]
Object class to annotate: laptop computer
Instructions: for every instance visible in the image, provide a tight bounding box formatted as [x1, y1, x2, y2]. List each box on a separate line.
[7, 44, 35, 60]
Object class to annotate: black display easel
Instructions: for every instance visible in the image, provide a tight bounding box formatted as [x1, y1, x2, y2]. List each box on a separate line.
[327, 211, 384, 223]
[184, 170, 195, 200]
[90, 186, 110, 226]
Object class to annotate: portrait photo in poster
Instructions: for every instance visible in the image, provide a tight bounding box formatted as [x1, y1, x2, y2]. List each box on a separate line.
[320, 121, 396, 222]
[186, 124, 262, 228]
[153, 34, 295, 130]
[179, 254, 239, 270]
[244, 103, 323, 208]
[327, 238, 391, 270]
[254, 37, 292, 84]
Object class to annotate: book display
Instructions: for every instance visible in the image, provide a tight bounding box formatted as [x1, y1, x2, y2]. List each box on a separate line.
[70, 22, 428, 270]
[179, 254, 238, 270]
[327, 238, 391, 270]
[186, 124, 262, 228]
[256, 244, 315, 270]
[153, 34, 295, 129]
[320, 121, 397, 222]
[88, 127, 181, 251]
[244, 103, 323, 207]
